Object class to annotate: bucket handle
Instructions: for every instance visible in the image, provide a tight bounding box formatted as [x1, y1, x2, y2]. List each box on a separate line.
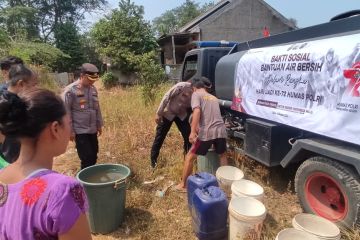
[114, 178, 126, 190]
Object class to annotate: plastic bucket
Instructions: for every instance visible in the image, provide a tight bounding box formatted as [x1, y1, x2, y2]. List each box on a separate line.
[231, 179, 264, 202]
[197, 149, 220, 175]
[216, 166, 244, 197]
[292, 213, 340, 240]
[228, 197, 266, 240]
[276, 228, 320, 240]
[76, 164, 131, 234]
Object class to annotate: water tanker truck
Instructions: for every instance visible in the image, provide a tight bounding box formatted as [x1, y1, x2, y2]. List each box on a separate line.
[180, 11, 360, 227]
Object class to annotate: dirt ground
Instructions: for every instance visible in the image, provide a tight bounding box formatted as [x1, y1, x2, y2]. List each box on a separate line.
[53, 85, 359, 240]
[54, 143, 302, 240]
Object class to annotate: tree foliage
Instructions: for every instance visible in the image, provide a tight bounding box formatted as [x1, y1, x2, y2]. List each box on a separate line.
[92, 0, 165, 104]
[134, 52, 166, 104]
[91, 0, 157, 74]
[0, 0, 106, 72]
[0, 6, 39, 40]
[288, 18, 298, 28]
[101, 72, 117, 89]
[0, 29, 10, 56]
[152, 0, 214, 36]
[120, 51, 166, 104]
[54, 21, 85, 72]
[0, 0, 107, 42]
[80, 33, 103, 68]
[8, 41, 69, 70]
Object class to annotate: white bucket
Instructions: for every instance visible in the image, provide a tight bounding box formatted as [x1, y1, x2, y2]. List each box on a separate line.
[231, 179, 264, 202]
[292, 213, 341, 240]
[216, 166, 244, 196]
[275, 228, 320, 240]
[228, 197, 266, 240]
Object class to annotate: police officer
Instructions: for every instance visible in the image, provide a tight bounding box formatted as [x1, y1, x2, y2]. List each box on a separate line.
[150, 79, 193, 169]
[64, 63, 103, 169]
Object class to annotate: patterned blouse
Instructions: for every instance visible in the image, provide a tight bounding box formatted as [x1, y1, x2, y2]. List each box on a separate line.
[0, 170, 88, 239]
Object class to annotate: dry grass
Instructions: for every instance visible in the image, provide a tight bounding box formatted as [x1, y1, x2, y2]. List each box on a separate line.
[53, 83, 360, 240]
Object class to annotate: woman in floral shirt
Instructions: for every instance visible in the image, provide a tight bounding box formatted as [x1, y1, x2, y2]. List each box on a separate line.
[0, 88, 92, 239]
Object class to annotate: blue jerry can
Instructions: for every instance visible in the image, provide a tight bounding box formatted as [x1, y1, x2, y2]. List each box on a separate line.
[192, 186, 228, 240]
[187, 172, 218, 211]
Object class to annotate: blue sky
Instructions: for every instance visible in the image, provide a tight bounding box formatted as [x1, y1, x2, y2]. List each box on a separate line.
[104, 0, 360, 28]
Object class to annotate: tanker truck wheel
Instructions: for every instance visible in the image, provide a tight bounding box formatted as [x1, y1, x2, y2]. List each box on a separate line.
[295, 156, 360, 228]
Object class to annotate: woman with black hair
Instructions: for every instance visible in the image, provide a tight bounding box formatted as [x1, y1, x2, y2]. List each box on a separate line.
[0, 64, 38, 163]
[0, 89, 92, 239]
[0, 56, 24, 89]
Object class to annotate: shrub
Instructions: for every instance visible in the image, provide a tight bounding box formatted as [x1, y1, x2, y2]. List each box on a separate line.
[101, 72, 118, 89]
[135, 52, 166, 105]
[9, 41, 69, 71]
[30, 65, 60, 92]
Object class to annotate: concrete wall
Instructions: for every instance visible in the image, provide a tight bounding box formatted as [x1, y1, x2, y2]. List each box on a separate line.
[199, 0, 293, 43]
[109, 68, 139, 85]
[163, 43, 175, 65]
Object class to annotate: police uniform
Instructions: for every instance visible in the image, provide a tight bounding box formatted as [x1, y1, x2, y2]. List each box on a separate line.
[150, 82, 192, 168]
[63, 64, 103, 169]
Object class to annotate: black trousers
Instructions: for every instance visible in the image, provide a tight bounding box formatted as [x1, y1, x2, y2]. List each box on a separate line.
[150, 116, 191, 167]
[75, 134, 99, 170]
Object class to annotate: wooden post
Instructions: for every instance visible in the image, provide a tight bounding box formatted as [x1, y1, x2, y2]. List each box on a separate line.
[172, 35, 176, 65]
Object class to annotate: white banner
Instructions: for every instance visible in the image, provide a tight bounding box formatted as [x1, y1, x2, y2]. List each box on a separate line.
[232, 33, 360, 145]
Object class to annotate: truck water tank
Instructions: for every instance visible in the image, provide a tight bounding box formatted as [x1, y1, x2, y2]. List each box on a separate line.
[215, 51, 247, 101]
[187, 172, 218, 211]
[192, 186, 228, 240]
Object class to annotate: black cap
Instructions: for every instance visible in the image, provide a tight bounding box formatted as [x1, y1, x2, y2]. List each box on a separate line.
[81, 63, 99, 74]
[81, 63, 99, 81]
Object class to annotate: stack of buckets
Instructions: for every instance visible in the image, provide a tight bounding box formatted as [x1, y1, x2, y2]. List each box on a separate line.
[187, 165, 268, 240]
[276, 213, 341, 240]
[216, 166, 267, 240]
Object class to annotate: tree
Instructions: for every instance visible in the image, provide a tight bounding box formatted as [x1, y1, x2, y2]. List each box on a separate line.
[9, 41, 69, 70]
[0, 0, 107, 42]
[152, 0, 214, 36]
[80, 33, 103, 68]
[35, 0, 107, 42]
[91, 0, 157, 74]
[0, 6, 39, 40]
[92, 0, 165, 103]
[199, 2, 215, 13]
[0, 29, 10, 57]
[177, 0, 200, 27]
[54, 21, 85, 72]
[289, 18, 298, 28]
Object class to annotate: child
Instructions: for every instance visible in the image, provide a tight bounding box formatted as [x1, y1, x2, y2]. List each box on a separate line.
[176, 77, 228, 191]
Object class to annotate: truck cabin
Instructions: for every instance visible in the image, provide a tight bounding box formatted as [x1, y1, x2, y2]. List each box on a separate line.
[181, 41, 236, 94]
